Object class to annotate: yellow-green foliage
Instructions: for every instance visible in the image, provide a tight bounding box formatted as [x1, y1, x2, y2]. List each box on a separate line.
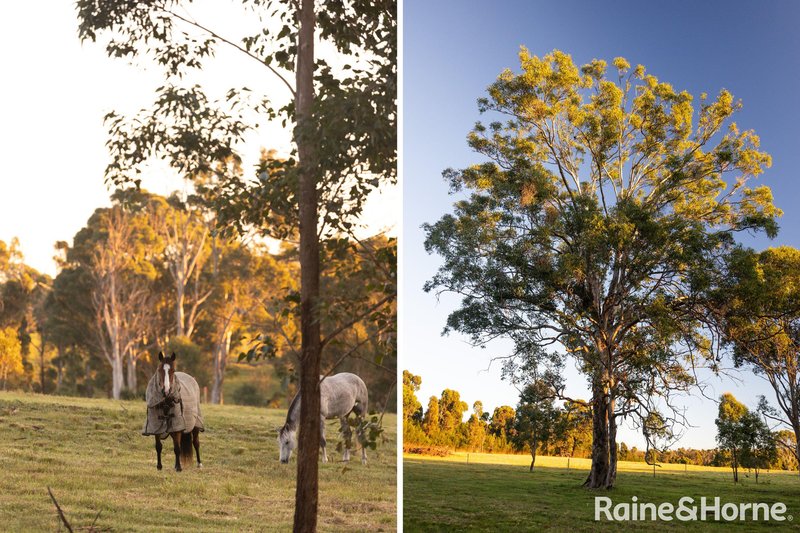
[0, 327, 23, 387]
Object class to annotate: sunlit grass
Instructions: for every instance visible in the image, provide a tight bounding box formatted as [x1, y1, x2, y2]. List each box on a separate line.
[0, 391, 396, 532]
[404, 453, 800, 532]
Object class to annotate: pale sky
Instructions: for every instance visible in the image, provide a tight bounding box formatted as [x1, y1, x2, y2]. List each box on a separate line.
[0, 1, 397, 277]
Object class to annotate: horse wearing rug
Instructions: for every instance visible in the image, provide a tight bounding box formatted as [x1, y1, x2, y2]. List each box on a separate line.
[278, 372, 369, 465]
[142, 352, 205, 471]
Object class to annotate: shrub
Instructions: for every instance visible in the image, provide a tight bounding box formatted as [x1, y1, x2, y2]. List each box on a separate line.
[403, 444, 451, 457]
[231, 383, 267, 407]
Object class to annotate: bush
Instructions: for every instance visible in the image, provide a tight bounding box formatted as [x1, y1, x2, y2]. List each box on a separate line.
[403, 444, 451, 457]
[231, 383, 267, 407]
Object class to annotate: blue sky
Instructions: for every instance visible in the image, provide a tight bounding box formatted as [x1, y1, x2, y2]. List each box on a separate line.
[403, 0, 800, 449]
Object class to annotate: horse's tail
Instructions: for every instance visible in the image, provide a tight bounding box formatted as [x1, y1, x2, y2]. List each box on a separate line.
[358, 379, 369, 416]
[180, 432, 193, 467]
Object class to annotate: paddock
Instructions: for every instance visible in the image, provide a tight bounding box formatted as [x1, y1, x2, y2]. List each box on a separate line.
[404, 453, 800, 532]
[0, 391, 396, 532]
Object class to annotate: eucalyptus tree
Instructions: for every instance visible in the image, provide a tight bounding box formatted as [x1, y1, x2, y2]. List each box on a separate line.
[0, 240, 52, 391]
[737, 410, 777, 483]
[77, 2, 395, 527]
[0, 326, 23, 390]
[403, 370, 423, 426]
[424, 49, 778, 488]
[90, 207, 162, 398]
[714, 246, 800, 475]
[514, 380, 558, 471]
[715, 393, 777, 483]
[205, 241, 293, 404]
[159, 194, 212, 340]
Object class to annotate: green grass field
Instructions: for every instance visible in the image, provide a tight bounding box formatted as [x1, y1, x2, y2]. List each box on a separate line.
[404, 452, 800, 532]
[0, 391, 396, 532]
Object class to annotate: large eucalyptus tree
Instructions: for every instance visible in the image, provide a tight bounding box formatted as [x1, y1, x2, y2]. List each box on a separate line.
[425, 49, 778, 488]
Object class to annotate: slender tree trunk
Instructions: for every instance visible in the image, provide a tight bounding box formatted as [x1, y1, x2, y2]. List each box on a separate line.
[111, 353, 123, 400]
[55, 345, 65, 392]
[211, 329, 231, 404]
[211, 342, 224, 404]
[529, 439, 537, 472]
[126, 353, 137, 392]
[176, 285, 185, 338]
[293, 1, 321, 531]
[38, 338, 46, 394]
[732, 447, 739, 483]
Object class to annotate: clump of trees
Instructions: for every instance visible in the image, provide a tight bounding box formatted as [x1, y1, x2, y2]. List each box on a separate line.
[712, 247, 800, 477]
[403, 371, 592, 461]
[404, 372, 798, 474]
[0, 189, 395, 411]
[715, 393, 779, 483]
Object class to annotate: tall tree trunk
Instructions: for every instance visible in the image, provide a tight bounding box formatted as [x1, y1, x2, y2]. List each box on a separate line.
[211, 342, 224, 404]
[529, 438, 537, 472]
[56, 346, 64, 392]
[176, 284, 185, 338]
[126, 353, 137, 393]
[38, 336, 46, 394]
[111, 352, 123, 400]
[795, 439, 800, 478]
[584, 381, 611, 489]
[293, 0, 321, 531]
[606, 396, 618, 488]
[211, 329, 232, 404]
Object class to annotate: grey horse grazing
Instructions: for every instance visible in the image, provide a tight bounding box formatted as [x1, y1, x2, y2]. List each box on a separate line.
[277, 372, 369, 465]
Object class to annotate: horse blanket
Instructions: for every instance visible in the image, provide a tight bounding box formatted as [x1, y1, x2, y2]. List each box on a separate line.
[142, 371, 205, 437]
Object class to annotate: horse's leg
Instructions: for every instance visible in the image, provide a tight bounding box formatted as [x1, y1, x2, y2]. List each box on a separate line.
[357, 413, 367, 465]
[320, 417, 328, 463]
[340, 416, 351, 462]
[192, 427, 202, 468]
[155, 436, 163, 470]
[171, 432, 182, 472]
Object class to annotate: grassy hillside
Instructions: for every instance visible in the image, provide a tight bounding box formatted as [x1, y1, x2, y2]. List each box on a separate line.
[0, 391, 396, 532]
[404, 453, 800, 532]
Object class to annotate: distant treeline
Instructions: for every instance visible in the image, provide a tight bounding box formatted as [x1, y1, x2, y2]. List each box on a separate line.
[403, 371, 798, 472]
[0, 188, 396, 411]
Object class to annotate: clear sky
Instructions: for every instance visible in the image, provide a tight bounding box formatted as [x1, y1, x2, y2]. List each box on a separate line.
[403, 0, 800, 449]
[0, 1, 396, 277]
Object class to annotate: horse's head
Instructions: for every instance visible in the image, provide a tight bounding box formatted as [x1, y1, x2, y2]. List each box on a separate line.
[277, 424, 297, 464]
[158, 352, 177, 397]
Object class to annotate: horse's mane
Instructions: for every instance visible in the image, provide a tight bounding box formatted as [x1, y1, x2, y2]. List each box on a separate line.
[284, 389, 301, 431]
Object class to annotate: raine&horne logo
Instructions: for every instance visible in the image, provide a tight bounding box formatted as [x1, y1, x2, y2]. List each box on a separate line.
[595, 496, 793, 522]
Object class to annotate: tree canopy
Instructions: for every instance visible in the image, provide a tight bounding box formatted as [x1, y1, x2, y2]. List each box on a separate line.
[424, 49, 779, 488]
